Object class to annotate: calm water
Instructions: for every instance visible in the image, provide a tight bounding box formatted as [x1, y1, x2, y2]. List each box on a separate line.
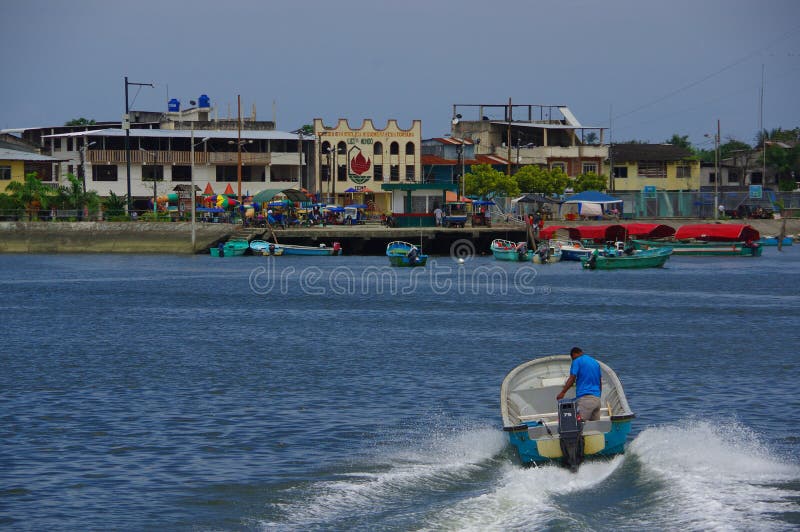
[1, 247, 799, 531]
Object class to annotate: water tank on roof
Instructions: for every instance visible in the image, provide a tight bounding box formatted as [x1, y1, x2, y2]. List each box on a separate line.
[198, 94, 211, 108]
[168, 98, 180, 112]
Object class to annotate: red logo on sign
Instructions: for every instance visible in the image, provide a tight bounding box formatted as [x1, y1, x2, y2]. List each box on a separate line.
[350, 151, 371, 175]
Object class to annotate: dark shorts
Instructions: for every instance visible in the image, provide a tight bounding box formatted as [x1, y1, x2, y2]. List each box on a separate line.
[577, 395, 601, 421]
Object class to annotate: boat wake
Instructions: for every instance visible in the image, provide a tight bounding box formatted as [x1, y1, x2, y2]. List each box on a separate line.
[629, 419, 800, 531]
[258, 424, 508, 530]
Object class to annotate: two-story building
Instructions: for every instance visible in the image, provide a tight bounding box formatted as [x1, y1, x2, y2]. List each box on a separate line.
[313, 118, 422, 213]
[11, 96, 312, 211]
[610, 144, 701, 192]
[450, 102, 608, 178]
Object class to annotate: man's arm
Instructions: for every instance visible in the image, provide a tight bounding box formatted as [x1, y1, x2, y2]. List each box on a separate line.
[556, 375, 576, 400]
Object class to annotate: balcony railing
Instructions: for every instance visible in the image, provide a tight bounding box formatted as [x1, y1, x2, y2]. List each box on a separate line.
[86, 150, 276, 166]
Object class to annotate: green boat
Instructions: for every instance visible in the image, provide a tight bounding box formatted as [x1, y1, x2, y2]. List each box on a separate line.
[632, 239, 762, 257]
[210, 238, 250, 257]
[386, 241, 428, 267]
[581, 247, 672, 270]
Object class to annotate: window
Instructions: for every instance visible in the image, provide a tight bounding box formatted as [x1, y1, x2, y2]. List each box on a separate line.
[728, 171, 739, 183]
[142, 165, 164, 181]
[67, 165, 74, 175]
[337, 164, 346, 181]
[373, 165, 383, 181]
[215, 165, 251, 182]
[405, 166, 415, 181]
[172, 165, 192, 182]
[613, 166, 628, 178]
[390, 142, 399, 155]
[321, 165, 330, 182]
[750, 171, 763, 185]
[405, 142, 415, 155]
[638, 162, 666, 178]
[390, 165, 400, 181]
[67, 138, 73, 151]
[709, 172, 716, 183]
[582, 162, 597, 174]
[374, 142, 383, 155]
[0, 166, 11, 180]
[675, 165, 691, 178]
[551, 162, 565, 172]
[92, 165, 118, 181]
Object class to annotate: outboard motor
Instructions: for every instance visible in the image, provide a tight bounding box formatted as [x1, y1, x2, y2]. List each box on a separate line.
[558, 398, 585, 471]
[332, 242, 342, 255]
[268, 243, 276, 255]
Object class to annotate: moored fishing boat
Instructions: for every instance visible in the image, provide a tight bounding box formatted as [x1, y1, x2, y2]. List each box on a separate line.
[581, 247, 672, 269]
[280, 242, 342, 256]
[249, 240, 284, 255]
[757, 236, 793, 246]
[532, 241, 563, 264]
[490, 239, 530, 261]
[555, 240, 593, 261]
[632, 223, 763, 257]
[386, 241, 428, 267]
[209, 238, 250, 257]
[501, 355, 634, 469]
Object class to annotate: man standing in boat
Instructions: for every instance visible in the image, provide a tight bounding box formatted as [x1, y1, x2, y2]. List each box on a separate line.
[556, 347, 602, 421]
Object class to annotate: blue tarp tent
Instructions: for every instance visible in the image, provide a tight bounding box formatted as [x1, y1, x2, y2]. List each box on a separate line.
[561, 191, 622, 219]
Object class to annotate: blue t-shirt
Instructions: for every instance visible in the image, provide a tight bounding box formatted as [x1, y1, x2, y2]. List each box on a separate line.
[570, 354, 601, 398]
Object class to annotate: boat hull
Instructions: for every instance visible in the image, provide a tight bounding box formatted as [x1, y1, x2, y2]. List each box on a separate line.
[633, 239, 762, 256]
[758, 237, 793, 246]
[490, 239, 530, 261]
[559, 247, 593, 261]
[386, 241, 428, 267]
[506, 419, 632, 465]
[581, 248, 672, 269]
[210, 246, 247, 257]
[280, 245, 341, 256]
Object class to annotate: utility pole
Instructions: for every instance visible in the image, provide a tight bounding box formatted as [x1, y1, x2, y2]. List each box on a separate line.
[124, 76, 154, 215]
[507, 97, 512, 176]
[237, 94, 242, 205]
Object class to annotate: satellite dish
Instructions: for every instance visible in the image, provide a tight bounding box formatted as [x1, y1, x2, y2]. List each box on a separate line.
[451, 117, 459, 125]
[452, 113, 463, 126]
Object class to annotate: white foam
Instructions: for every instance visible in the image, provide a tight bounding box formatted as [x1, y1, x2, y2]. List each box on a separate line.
[260, 425, 507, 529]
[422, 456, 624, 531]
[630, 419, 800, 531]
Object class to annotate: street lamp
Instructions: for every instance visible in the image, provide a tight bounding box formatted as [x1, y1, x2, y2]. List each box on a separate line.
[190, 129, 210, 252]
[455, 142, 466, 199]
[124, 76, 154, 214]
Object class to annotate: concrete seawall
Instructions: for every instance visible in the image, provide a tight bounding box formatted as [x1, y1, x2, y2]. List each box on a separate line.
[0, 218, 796, 254]
[0, 222, 232, 253]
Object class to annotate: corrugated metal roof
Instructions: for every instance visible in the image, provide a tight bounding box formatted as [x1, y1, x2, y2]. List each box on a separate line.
[42, 128, 300, 141]
[430, 137, 474, 145]
[0, 147, 61, 161]
[421, 154, 509, 166]
[491, 121, 604, 130]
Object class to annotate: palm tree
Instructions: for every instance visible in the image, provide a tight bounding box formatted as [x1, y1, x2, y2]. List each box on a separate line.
[5, 172, 56, 220]
[55, 174, 101, 219]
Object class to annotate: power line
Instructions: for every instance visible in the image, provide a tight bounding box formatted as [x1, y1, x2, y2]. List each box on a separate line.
[613, 25, 800, 122]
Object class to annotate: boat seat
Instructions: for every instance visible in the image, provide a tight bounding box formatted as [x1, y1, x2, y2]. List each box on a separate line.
[519, 407, 611, 423]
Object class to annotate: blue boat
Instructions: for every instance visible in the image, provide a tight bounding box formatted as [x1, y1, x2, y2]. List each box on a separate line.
[757, 236, 793, 246]
[386, 241, 428, 267]
[555, 240, 594, 261]
[280, 243, 342, 256]
[501, 355, 634, 469]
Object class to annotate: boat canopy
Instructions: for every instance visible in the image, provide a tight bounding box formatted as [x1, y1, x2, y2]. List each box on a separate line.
[621, 223, 675, 239]
[675, 223, 760, 242]
[540, 225, 580, 240]
[575, 224, 627, 242]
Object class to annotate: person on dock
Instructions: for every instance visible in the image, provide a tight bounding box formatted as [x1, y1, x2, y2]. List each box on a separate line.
[557, 347, 602, 421]
[434, 206, 443, 227]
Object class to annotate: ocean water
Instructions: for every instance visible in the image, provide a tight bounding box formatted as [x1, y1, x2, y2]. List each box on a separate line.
[1, 247, 799, 531]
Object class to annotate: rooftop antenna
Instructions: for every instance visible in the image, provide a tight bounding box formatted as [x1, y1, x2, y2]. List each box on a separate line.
[272, 100, 277, 127]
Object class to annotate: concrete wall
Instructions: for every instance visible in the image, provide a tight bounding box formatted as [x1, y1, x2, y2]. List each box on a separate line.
[0, 222, 232, 253]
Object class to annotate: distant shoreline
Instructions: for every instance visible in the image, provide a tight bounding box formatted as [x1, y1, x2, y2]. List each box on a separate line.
[0, 219, 796, 254]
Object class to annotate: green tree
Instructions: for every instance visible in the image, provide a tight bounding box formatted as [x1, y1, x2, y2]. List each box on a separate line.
[666, 134, 692, 149]
[55, 174, 100, 217]
[104, 191, 127, 217]
[584, 132, 599, 145]
[5, 172, 56, 220]
[571, 171, 608, 192]
[299, 124, 314, 136]
[514, 165, 568, 195]
[65, 118, 96, 126]
[464, 164, 519, 198]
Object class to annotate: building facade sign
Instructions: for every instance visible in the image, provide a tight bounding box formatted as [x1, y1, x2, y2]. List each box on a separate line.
[313, 118, 421, 194]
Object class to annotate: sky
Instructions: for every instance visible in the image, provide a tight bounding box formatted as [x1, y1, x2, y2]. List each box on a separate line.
[1, 0, 799, 151]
